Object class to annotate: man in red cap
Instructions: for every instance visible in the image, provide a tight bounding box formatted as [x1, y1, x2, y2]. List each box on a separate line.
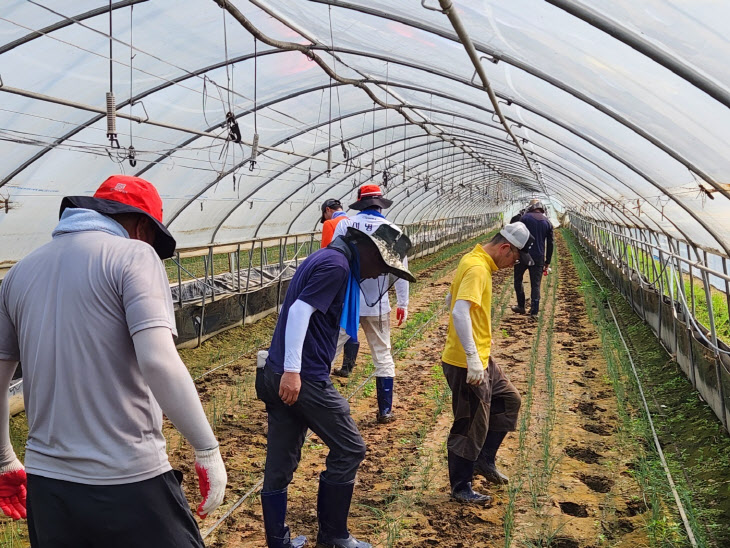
[0, 175, 227, 546]
[331, 184, 410, 423]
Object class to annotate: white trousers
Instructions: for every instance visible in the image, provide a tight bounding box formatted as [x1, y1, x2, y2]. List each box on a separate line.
[333, 313, 396, 378]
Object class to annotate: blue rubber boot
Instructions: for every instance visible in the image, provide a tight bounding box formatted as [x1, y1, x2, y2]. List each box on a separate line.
[261, 488, 308, 548]
[316, 477, 371, 548]
[375, 377, 394, 424]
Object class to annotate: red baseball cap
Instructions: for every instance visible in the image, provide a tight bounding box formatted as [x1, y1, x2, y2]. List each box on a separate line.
[59, 175, 176, 259]
[349, 184, 393, 211]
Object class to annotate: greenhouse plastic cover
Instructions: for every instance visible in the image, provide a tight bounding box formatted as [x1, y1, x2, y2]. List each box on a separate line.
[1, 0, 729, 268]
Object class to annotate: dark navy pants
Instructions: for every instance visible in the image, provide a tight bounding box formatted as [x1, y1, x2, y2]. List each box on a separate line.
[26, 470, 204, 547]
[514, 257, 545, 313]
[257, 366, 366, 492]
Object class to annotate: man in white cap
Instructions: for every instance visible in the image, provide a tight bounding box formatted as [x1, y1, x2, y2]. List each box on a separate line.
[331, 184, 409, 424]
[440, 222, 532, 503]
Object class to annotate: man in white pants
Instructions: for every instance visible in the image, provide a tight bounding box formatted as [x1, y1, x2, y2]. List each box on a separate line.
[332, 184, 409, 423]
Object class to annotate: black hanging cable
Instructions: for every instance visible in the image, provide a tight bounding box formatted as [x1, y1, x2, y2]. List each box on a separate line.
[250, 36, 259, 171]
[106, 0, 119, 149]
[126, 3, 136, 167]
[327, 5, 345, 144]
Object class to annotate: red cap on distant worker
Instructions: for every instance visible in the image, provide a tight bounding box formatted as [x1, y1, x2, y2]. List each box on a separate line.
[349, 184, 393, 211]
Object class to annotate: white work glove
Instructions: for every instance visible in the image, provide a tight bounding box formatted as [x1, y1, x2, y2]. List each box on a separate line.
[0, 458, 26, 520]
[194, 446, 227, 518]
[465, 353, 485, 385]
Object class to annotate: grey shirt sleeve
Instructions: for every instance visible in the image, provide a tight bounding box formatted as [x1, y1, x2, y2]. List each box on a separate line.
[122, 245, 177, 337]
[0, 281, 19, 361]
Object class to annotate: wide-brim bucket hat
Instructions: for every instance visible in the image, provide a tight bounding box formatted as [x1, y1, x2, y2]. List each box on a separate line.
[59, 175, 176, 259]
[349, 184, 393, 211]
[345, 224, 416, 283]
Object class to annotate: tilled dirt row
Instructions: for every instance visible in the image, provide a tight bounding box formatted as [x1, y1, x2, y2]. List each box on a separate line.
[173, 233, 653, 547]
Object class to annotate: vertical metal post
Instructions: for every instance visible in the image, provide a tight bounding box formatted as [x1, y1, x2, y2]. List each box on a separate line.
[209, 246, 215, 302]
[688, 244, 696, 319]
[277, 237, 285, 313]
[243, 245, 253, 323]
[176, 251, 183, 307]
[236, 244, 241, 294]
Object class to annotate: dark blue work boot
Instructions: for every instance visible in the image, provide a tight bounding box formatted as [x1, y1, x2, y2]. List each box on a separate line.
[529, 298, 540, 317]
[334, 340, 359, 378]
[316, 477, 371, 548]
[375, 377, 394, 424]
[474, 430, 509, 485]
[447, 451, 491, 504]
[261, 488, 308, 548]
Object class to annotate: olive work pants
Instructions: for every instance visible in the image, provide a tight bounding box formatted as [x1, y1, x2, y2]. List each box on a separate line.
[442, 358, 522, 462]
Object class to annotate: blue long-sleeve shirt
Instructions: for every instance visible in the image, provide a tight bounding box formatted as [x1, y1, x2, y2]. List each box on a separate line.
[520, 211, 554, 265]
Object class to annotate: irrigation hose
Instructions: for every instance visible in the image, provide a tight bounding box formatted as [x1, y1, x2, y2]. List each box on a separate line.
[202, 299, 449, 539]
[573, 236, 699, 547]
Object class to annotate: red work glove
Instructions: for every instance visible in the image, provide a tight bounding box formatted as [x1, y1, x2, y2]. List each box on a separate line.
[194, 446, 227, 518]
[396, 307, 407, 326]
[543, 264, 549, 276]
[0, 458, 27, 520]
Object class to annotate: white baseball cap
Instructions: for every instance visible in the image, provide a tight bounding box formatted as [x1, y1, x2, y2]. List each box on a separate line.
[500, 222, 535, 266]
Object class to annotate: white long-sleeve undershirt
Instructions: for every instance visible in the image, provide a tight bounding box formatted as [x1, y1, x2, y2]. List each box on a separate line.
[451, 299, 478, 356]
[133, 327, 218, 451]
[0, 360, 19, 467]
[283, 299, 316, 373]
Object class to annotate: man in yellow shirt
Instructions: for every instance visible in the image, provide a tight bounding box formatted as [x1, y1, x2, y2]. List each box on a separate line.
[441, 222, 533, 503]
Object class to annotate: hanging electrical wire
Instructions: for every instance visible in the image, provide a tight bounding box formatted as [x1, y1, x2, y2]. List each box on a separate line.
[105, 0, 119, 150]
[126, 3, 136, 167]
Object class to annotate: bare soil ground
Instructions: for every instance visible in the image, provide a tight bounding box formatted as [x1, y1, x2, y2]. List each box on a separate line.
[187, 234, 651, 547]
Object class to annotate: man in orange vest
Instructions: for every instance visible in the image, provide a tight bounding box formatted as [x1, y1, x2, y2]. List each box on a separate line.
[320, 198, 361, 379]
[320, 198, 347, 247]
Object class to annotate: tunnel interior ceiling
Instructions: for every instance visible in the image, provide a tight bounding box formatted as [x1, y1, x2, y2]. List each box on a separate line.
[1, 0, 729, 264]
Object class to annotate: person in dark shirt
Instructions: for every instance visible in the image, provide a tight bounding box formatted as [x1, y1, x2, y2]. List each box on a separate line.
[257, 224, 415, 548]
[512, 201, 554, 318]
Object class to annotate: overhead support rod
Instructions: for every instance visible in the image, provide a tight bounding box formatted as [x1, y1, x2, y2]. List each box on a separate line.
[436, 0, 537, 179]
[0, 84, 336, 165]
[545, 0, 730, 110]
[210, 0, 492, 173]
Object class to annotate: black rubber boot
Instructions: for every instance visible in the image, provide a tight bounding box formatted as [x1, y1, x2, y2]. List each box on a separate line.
[474, 430, 509, 485]
[316, 477, 371, 548]
[511, 305, 526, 314]
[333, 340, 359, 378]
[529, 298, 540, 317]
[447, 451, 491, 504]
[375, 377, 394, 424]
[261, 488, 308, 548]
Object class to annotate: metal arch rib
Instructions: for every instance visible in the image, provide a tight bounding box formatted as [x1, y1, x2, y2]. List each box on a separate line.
[308, 0, 730, 203]
[255, 139, 466, 238]
[0, 0, 149, 55]
[371, 80, 730, 255]
[290, 149, 485, 234]
[163, 104, 385, 227]
[544, 0, 730, 110]
[209, 130, 449, 242]
[0, 47, 289, 189]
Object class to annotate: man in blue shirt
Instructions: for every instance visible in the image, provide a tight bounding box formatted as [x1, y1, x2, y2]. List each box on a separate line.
[257, 225, 415, 548]
[512, 201, 554, 318]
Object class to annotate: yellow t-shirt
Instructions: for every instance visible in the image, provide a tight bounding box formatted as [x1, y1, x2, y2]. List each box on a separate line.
[441, 244, 497, 368]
